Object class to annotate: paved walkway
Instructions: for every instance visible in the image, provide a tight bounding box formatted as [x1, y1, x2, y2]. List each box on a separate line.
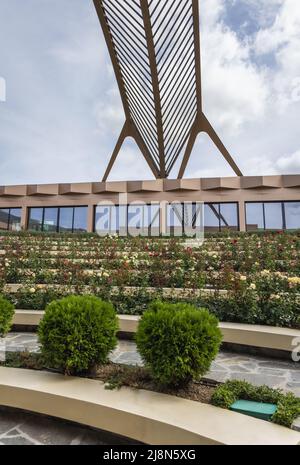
[0, 408, 135, 445]
[1, 333, 300, 396]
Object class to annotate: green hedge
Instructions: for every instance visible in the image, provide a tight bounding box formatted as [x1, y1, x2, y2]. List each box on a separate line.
[38, 295, 119, 375]
[136, 301, 222, 387]
[5, 286, 299, 329]
[0, 296, 14, 337]
[211, 380, 300, 428]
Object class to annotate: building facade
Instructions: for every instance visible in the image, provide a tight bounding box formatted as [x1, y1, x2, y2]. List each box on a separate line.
[0, 175, 300, 235]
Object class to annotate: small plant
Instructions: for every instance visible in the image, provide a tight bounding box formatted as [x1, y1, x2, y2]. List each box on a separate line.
[0, 295, 14, 336]
[136, 301, 222, 387]
[38, 295, 119, 375]
[211, 380, 300, 428]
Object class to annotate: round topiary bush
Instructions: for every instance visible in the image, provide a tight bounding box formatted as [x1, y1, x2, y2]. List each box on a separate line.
[136, 301, 222, 387]
[38, 295, 119, 375]
[0, 296, 14, 337]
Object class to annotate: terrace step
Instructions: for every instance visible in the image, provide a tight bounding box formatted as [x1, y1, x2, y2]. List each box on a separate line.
[4, 283, 228, 297]
[12, 311, 300, 354]
[0, 368, 299, 445]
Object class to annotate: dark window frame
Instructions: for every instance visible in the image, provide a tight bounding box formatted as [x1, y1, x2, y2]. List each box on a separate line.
[94, 204, 161, 236]
[0, 207, 22, 231]
[205, 202, 239, 233]
[27, 206, 88, 233]
[245, 200, 300, 231]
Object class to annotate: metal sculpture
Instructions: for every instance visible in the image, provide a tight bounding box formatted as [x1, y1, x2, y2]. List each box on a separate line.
[93, 0, 243, 180]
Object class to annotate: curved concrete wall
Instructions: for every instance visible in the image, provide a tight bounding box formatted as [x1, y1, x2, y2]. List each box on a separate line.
[0, 368, 299, 445]
[13, 311, 300, 354]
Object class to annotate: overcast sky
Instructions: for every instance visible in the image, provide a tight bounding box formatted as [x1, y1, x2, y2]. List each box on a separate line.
[0, 0, 299, 185]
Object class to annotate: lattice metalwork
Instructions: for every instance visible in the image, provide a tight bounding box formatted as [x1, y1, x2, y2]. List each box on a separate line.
[93, 0, 242, 180]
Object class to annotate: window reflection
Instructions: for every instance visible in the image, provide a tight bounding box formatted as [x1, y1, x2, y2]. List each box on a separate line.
[0, 208, 10, 230]
[128, 204, 159, 236]
[95, 205, 116, 235]
[204, 204, 220, 232]
[73, 207, 88, 233]
[264, 203, 283, 230]
[167, 203, 183, 236]
[246, 201, 300, 231]
[43, 208, 58, 232]
[0, 208, 22, 231]
[28, 208, 43, 231]
[246, 203, 264, 231]
[59, 208, 73, 233]
[220, 203, 238, 231]
[28, 207, 87, 233]
[204, 203, 238, 232]
[285, 202, 300, 230]
[9, 209, 22, 231]
[95, 204, 160, 236]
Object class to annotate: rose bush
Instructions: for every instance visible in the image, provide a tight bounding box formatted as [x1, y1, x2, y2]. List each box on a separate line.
[1, 231, 299, 328]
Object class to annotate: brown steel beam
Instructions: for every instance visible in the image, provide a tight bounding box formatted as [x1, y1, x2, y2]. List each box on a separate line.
[192, 0, 202, 112]
[178, 113, 243, 178]
[102, 122, 128, 182]
[201, 114, 243, 177]
[94, 0, 243, 181]
[140, 0, 166, 178]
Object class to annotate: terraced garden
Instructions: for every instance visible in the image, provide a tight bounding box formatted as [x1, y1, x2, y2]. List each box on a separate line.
[0, 231, 299, 328]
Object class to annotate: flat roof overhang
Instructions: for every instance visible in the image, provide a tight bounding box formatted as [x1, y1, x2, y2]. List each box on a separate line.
[1, 175, 300, 200]
[0, 175, 299, 233]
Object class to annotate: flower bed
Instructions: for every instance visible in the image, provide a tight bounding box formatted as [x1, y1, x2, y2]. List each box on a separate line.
[0, 231, 299, 328]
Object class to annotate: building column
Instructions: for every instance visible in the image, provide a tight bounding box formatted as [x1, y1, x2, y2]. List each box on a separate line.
[239, 201, 246, 232]
[21, 206, 28, 231]
[87, 205, 94, 233]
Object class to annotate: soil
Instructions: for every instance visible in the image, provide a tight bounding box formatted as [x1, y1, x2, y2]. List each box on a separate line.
[94, 363, 216, 404]
[1, 353, 217, 405]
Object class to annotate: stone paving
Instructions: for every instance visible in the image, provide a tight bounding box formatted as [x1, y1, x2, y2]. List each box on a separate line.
[0, 408, 136, 445]
[1, 333, 300, 396]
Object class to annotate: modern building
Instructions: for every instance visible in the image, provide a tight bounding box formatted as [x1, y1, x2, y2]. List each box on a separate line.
[1, 1, 299, 235]
[0, 175, 300, 234]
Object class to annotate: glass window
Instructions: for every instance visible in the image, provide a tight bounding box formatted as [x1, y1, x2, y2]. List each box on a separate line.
[28, 208, 43, 231]
[28, 206, 88, 233]
[167, 203, 184, 236]
[0, 208, 22, 231]
[59, 208, 73, 233]
[43, 208, 58, 232]
[246, 203, 264, 231]
[128, 205, 144, 234]
[147, 204, 160, 236]
[220, 203, 238, 231]
[264, 202, 283, 230]
[204, 204, 220, 232]
[9, 208, 22, 231]
[73, 207, 88, 233]
[0, 208, 10, 230]
[95, 205, 118, 235]
[127, 204, 160, 236]
[285, 202, 300, 230]
[118, 205, 127, 235]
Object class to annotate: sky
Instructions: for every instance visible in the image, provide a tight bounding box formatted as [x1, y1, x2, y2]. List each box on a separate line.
[0, 0, 299, 185]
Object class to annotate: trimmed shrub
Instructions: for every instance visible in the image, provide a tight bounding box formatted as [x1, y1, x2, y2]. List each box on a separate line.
[38, 295, 119, 375]
[136, 301, 222, 387]
[0, 296, 15, 337]
[211, 380, 300, 428]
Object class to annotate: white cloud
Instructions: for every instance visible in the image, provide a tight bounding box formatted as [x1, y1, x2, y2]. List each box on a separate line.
[0, 76, 6, 102]
[201, 0, 269, 135]
[0, 0, 299, 184]
[276, 150, 300, 173]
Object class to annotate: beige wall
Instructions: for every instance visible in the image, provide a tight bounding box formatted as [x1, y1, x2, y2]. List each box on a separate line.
[0, 175, 300, 233]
